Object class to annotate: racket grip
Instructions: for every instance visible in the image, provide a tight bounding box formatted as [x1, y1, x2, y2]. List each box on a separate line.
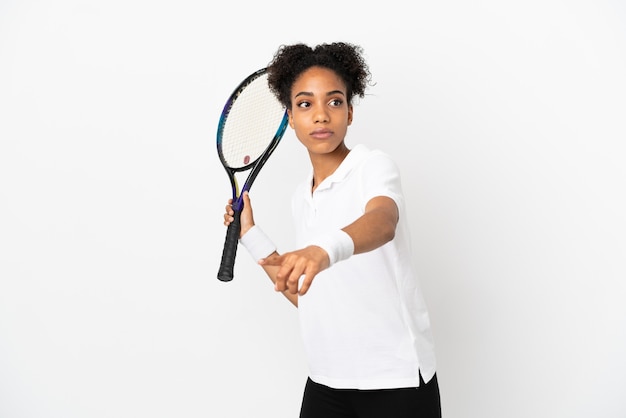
[217, 210, 241, 281]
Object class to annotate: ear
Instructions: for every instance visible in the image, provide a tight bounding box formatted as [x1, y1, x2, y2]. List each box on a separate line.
[347, 105, 354, 126]
[287, 109, 295, 129]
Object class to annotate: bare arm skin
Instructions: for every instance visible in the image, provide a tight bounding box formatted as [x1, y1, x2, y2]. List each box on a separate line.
[259, 195, 399, 296]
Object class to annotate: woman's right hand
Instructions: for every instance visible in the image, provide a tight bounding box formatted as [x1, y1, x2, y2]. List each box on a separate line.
[223, 191, 255, 238]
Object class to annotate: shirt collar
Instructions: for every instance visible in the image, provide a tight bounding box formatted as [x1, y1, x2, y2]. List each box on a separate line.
[310, 144, 370, 192]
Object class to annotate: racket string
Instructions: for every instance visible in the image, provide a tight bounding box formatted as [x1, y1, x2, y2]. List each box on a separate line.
[221, 74, 286, 169]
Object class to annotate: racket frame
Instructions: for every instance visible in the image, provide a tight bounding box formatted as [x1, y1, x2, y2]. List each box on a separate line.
[216, 68, 288, 282]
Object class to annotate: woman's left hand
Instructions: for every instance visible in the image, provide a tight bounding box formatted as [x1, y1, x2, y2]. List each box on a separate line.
[259, 246, 330, 296]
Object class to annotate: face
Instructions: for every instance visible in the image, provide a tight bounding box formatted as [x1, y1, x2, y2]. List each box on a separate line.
[287, 66, 353, 156]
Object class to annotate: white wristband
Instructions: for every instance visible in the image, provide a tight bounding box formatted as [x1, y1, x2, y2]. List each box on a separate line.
[239, 225, 276, 261]
[309, 230, 354, 266]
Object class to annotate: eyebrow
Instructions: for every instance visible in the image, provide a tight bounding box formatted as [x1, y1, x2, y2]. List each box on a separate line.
[294, 90, 346, 98]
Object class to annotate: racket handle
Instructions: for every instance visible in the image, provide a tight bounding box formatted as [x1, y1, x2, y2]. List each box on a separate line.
[217, 210, 241, 281]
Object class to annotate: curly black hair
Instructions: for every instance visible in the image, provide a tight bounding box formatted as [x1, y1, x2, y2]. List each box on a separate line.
[266, 42, 372, 109]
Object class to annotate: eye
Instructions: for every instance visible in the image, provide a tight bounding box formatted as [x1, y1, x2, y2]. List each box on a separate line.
[297, 100, 311, 109]
[329, 98, 344, 107]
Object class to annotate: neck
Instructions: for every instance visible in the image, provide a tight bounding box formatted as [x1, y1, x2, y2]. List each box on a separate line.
[310, 144, 350, 192]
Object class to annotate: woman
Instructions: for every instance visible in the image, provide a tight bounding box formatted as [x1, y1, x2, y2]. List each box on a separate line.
[224, 42, 441, 418]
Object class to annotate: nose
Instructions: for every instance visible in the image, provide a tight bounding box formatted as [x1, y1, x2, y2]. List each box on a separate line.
[313, 106, 329, 123]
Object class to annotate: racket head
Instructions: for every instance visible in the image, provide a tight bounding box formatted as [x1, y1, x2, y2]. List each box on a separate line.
[217, 68, 288, 177]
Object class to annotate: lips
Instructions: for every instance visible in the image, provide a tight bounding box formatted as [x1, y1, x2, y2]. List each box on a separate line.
[310, 128, 333, 139]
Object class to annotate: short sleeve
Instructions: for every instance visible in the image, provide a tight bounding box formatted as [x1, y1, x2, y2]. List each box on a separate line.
[358, 150, 404, 211]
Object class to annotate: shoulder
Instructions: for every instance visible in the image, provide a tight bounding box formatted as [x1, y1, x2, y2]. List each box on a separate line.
[353, 145, 400, 178]
[350, 145, 404, 207]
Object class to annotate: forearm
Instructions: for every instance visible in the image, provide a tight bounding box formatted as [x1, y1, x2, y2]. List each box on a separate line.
[239, 227, 298, 306]
[259, 258, 298, 307]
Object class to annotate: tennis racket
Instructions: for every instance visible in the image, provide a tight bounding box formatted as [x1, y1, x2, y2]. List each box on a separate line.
[216, 68, 288, 282]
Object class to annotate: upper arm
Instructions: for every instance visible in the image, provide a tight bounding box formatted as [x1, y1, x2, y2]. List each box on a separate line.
[365, 195, 399, 226]
[343, 195, 399, 254]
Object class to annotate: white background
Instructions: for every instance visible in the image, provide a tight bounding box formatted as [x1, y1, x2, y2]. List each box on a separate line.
[1, 1, 625, 417]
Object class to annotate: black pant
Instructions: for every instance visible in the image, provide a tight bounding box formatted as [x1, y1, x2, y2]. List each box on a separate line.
[299, 373, 441, 418]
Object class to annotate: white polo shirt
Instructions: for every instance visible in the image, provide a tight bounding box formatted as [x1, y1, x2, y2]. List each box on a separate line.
[291, 144, 437, 390]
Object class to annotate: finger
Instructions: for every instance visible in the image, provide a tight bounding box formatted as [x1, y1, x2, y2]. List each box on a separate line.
[286, 258, 310, 294]
[286, 270, 302, 294]
[240, 191, 256, 232]
[297, 258, 320, 295]
[225, 203, 234, 216]
[223, 206, 235, 224]
[241, 191, 251, 214]
[298, 273, 314, 296]
[274, 259, 295, 292]
[274, 271, 287, 292]
[259, 253, 283, 266]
